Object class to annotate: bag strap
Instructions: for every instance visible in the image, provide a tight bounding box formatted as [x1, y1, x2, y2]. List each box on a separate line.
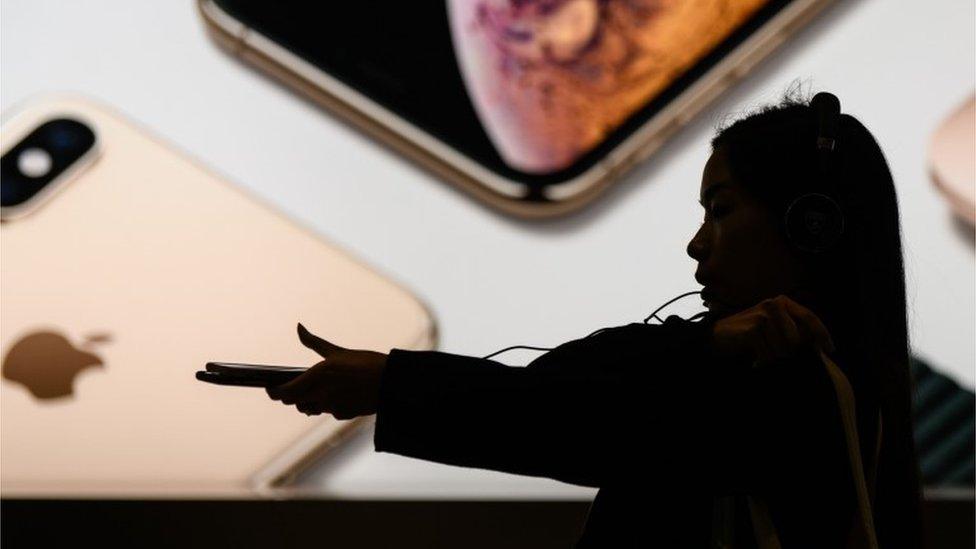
[744, 349, 881, 549]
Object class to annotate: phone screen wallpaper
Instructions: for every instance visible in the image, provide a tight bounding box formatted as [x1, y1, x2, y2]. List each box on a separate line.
[215, 0, 779, 186]
[448, 0, 770, 174]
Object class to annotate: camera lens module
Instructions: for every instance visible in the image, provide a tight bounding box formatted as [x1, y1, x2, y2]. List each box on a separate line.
[1, 117, 96, 211]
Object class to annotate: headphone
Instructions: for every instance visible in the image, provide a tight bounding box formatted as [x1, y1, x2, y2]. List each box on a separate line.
[483, 92, 847, 361]
[784, 91, 846, 254]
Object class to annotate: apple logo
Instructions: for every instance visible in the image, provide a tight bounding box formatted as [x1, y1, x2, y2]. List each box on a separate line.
[2, 330, 109, 400]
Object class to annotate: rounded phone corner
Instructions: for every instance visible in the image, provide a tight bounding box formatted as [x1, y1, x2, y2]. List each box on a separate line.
[197, 0, 246, 44]
[195, 371, 218, 383]
[448, 162, 619, 221]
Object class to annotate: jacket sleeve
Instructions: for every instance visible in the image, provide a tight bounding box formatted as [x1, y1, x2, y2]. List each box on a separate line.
[373, 315, 850, 492]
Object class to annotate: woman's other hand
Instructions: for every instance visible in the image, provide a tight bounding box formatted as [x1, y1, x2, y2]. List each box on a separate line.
[266, 323, 387, 419]
[709, 295, 836, 368]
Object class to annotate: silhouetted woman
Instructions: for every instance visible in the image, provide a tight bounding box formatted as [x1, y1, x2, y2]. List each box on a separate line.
[267, 89, 924, 548]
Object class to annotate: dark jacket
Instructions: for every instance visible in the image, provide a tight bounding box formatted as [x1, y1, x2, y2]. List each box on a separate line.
[374, 314, 863, 547]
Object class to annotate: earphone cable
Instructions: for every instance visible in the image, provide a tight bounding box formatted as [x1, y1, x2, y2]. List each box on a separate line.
[481, 290, 707, 360]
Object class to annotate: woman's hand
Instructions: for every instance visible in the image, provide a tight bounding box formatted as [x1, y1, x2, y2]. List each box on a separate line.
[709, 294, 836, 368]
[266, 323, 388, 419]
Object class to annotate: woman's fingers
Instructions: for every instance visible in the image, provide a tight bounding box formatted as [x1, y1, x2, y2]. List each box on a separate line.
[294, 397, 359, 419]
[266, 385, 284, 401]
[296, 401, 327, 415]
[297, 323, 344, 359]
[749, 301, 782, 364]
[266, 365, 327, 403]
[714, 294, 836, 367]
[754, 320, 775, 366]
[266, 378, 297, 402]
[273, 383, 332, 411]
[782, 298, 835, 352]
[768, 299, 803, 358]
[751, 296, 815, 366]
[267, 386, 302, 406]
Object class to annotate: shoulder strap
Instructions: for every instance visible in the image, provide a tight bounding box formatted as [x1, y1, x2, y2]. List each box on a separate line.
[745, 349, 881, 549]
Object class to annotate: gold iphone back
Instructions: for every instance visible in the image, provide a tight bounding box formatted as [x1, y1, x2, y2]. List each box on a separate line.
[0, 94, 436, 498]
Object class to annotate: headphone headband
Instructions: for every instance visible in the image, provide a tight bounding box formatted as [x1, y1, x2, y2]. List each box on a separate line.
[812, 91, 841, 167]
[816, 136, 837, 151]
[784, 92, 846, 254]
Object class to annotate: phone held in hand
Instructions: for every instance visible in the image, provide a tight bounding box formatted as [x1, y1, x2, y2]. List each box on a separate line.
[196, 362, 307, 388]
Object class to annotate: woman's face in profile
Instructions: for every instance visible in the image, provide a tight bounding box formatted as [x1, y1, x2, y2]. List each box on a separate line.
[687, 146, 805, 318]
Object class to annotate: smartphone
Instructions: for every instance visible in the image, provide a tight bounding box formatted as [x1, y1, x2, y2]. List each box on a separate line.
[928, 93, 975, 227]
[0, 94, 437, 498]
[196, 362, 307, 388]
[199, 0, 836, 218]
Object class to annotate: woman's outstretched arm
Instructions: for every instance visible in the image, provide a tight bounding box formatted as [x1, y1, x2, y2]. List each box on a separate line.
[269, 303, 848, 494]
[374, 349, 622, 487]
[372, 317, 726, 488]
[373, 314, 850, 497]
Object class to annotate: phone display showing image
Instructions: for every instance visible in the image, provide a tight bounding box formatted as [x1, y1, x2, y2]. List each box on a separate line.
[200, 0, 835, 216]
[448, 0, 768, 174]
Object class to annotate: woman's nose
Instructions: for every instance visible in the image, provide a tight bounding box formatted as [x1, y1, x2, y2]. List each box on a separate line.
[687, 228, 707, 261]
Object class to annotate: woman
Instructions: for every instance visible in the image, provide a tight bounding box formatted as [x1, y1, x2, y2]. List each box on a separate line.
[267, 89, 924, 547]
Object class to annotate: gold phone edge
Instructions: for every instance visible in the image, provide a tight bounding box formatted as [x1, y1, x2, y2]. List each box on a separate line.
[197, 0, 837, 220]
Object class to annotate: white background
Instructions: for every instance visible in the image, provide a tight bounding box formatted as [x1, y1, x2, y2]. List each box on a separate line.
[2, 0, 973, 499]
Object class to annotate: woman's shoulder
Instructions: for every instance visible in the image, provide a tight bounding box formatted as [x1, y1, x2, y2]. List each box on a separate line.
[524, 315, 716, 374]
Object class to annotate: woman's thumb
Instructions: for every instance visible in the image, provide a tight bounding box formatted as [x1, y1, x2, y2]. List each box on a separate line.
[298, 323, 341, 358]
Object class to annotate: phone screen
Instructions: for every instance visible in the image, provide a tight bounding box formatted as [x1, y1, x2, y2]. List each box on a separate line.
[214, 0, 791, 188]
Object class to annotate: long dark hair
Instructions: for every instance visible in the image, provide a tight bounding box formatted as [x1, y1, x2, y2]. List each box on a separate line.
[709, 83, 924, 547]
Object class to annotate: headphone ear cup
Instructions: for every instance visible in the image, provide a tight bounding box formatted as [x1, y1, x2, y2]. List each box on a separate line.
[785, 193, 845, 253]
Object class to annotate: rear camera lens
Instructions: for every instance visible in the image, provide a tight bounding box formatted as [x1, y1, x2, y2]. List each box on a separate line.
[16, 148, 53, 178]
[1, 117, 96, 210]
